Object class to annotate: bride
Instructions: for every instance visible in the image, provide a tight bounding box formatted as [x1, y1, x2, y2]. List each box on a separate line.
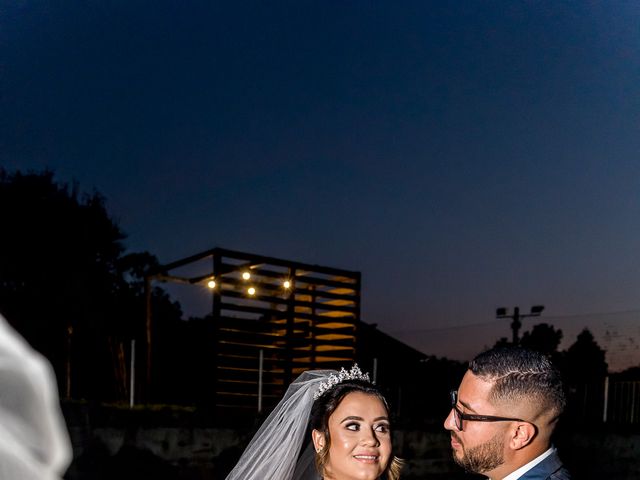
[225, 365, 403, 480]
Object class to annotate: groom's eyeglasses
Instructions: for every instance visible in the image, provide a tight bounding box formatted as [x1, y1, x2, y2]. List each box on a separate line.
[449, 390, 529, 432]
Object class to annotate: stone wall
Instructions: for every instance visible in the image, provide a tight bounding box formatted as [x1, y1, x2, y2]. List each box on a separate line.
[62, 403, 640, 480]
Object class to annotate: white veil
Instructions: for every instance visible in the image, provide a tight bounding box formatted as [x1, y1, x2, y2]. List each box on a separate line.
[0, 314, 72, 479]
[225, 369, 335, 480]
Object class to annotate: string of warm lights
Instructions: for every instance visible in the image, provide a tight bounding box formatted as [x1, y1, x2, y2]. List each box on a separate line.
[205, 269, 293, 297]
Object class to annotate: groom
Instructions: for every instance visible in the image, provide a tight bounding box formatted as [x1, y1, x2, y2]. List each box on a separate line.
[444, 345, 571, 479]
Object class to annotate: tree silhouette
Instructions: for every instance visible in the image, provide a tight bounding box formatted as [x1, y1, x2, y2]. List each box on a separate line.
[520, 323, 563, 356]
[492, 336, 511, 348]
[563, 328, 608, 383]
[0, 168, 181, 401]
[614, 365, 640, 380]
[559, 328, 608, 423]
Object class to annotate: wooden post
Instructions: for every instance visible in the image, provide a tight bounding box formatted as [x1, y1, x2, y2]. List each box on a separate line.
[258, 349, 264, 413]
[144, 275, 152, 401]
[603, 376, 609, 423]
[130, 339, 136, 408]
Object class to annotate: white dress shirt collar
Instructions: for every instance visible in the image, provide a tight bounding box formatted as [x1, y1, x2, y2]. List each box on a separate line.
[501, 446, 556, 480]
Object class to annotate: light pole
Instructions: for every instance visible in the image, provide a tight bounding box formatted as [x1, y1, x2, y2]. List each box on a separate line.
[496, 305, 545, 345]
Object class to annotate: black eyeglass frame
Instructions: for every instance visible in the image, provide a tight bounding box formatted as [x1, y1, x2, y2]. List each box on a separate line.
[449, 390, 535, 432]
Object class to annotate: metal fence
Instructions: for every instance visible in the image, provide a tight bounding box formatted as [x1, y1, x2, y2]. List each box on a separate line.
[605, 378, 640, 424]
[572, 377, 640, 425]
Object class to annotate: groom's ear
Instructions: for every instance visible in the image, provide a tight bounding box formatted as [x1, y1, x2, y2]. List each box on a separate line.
[510, 422, 536, 450]
[312, 429, 325, 452]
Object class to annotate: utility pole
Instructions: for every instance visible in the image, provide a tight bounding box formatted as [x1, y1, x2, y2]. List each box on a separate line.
[496, 305, 545, 344]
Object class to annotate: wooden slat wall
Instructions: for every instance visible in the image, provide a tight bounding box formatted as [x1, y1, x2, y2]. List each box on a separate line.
[154, 248, 361, 414]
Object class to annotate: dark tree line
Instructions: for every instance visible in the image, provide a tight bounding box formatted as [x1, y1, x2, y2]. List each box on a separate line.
[0, 169, 265, 407]
[495, 323, 608, 380]
[0, 169, 181, 401]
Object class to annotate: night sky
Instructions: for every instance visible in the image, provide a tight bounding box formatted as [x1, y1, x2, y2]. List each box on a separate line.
[2, 1, 639, 370]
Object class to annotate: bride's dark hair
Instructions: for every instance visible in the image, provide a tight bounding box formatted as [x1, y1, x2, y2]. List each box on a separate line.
[309, 379, 404, 479]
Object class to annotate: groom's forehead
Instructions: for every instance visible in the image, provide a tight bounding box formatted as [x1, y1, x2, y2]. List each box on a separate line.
[458, 371, 496, 407]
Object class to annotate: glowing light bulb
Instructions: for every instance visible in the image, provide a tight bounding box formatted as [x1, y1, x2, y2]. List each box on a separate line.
[242, 271, 251, 280]
[283, 280, 291, 289]
[247, 287, 256, 296]
[207, 279, 216, 289]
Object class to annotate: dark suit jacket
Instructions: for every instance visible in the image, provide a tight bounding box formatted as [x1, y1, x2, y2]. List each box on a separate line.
[518, 450, 570, 480]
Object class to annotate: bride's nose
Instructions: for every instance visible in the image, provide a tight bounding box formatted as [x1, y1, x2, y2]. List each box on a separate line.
[360, 427, 380, 446]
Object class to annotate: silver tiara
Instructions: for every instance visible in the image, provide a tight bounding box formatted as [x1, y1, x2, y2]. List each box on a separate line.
[314, 364, 371, 400]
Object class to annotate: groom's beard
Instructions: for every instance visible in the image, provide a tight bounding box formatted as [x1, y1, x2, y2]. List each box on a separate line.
[451, 431, 505, 474]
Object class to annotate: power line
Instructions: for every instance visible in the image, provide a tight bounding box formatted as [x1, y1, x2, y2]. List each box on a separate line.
[385, 308, 640, 335]
[544, 308, 640, 319]
[386, 318, 504, 335]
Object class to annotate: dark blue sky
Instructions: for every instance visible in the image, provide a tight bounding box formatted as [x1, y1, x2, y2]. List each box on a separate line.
[2, 1, 639, 370]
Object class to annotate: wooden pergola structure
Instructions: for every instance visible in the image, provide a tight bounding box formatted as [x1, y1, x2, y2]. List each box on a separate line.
[144, 247, 361, 411]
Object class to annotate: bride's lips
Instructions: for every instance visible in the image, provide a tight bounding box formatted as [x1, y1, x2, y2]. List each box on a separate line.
[353, 454, 380, 463]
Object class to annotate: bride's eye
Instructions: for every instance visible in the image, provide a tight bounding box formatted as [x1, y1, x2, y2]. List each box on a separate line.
[374, 423, 390, 433]
[345, 422, 360, 431]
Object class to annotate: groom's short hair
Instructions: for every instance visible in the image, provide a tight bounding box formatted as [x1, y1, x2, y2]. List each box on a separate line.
[469, 346, 566, 421]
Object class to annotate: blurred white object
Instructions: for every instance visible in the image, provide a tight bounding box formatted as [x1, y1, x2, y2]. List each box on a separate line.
[0, 314, 72, 479]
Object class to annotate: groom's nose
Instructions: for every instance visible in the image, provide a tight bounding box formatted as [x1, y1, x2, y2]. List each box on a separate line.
[444, 408, 457, 431]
